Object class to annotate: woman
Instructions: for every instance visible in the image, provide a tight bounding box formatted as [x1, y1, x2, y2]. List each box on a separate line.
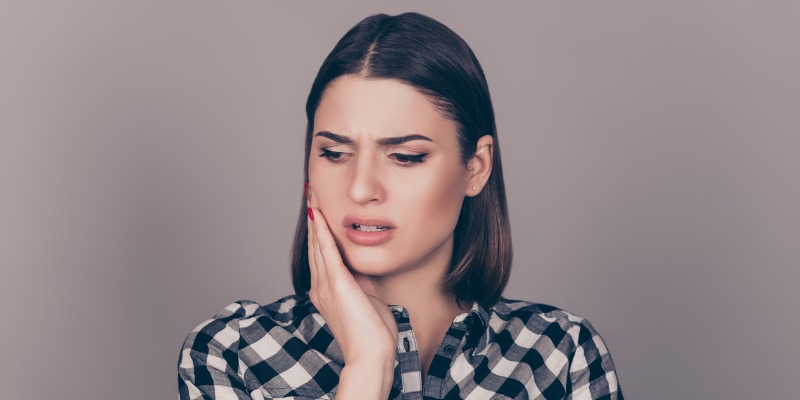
[178, 12, 623, 400]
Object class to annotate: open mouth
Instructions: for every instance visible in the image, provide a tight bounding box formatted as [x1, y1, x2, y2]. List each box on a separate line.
[352, 224, 390, 232]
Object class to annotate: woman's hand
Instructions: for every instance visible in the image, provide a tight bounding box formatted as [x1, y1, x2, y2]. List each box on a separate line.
[306, 205, 399, 365]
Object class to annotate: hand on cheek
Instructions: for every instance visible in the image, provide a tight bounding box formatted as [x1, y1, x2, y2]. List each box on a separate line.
[304, 182, 399, 365]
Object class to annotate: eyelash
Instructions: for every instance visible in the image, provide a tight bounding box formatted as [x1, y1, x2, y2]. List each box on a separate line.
[318, 149, 428, 166]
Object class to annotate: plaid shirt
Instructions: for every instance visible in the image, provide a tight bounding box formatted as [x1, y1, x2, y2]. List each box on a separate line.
[178, 294, 623, 399]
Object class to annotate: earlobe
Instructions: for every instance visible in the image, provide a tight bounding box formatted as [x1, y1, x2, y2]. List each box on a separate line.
[465, 136, 494, 196]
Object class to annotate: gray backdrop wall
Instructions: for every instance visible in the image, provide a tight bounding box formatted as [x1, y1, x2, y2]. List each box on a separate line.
[2, 1, 798, 399]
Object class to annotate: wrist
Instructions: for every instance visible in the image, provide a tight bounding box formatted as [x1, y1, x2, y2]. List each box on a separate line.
[337, 356, 396, 399]
[345, 353, 396, 377]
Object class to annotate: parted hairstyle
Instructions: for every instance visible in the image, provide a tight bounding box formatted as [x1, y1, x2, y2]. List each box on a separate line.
[290, 12, 512, 309]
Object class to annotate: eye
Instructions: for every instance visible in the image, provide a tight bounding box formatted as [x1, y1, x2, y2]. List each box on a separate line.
[318, 148, 347, 163]
[390, 153, 428, 166]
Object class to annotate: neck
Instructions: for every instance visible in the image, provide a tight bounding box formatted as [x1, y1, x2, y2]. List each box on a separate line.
[377, 272, 468, 323]
[358, 236, 472, 325]
[351, 237, 473, 381]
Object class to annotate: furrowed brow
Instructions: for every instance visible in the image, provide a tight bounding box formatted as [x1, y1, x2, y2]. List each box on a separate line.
[314, 131, 433, 146]
[376, 134, 433, 145]
[314, 131, 352, 144]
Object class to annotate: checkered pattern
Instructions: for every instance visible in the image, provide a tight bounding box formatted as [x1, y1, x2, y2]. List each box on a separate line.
[178, 295, 623, 399]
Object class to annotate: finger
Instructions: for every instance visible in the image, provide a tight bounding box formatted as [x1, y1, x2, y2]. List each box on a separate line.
[309, 207, 348, 279]
[352, 271, 380, 298]
[367, 295, 399, 342]
[310, 209, 327, 287]
[307, 210, 318, 294]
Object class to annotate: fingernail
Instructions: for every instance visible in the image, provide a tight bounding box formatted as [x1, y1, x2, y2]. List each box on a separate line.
[308, 207, 314, 221]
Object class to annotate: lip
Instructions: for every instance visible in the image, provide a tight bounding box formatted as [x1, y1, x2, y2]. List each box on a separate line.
[343, 215, 395, 246]
[343, 216, 395, 229]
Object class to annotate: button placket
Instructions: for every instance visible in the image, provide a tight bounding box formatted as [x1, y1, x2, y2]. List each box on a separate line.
[391, 305, 424, 397]
[422, 326, 469, 400]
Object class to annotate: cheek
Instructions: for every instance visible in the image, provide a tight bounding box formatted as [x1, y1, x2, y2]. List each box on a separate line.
[307, 163, 341, 228]
[307, 160, 338, 204]
[398, 167, 465, 228]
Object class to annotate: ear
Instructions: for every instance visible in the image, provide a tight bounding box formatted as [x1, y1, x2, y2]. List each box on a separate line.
[465, 135, 494, 197]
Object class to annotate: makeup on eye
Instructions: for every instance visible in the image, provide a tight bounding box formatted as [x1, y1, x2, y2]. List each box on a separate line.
[389, 152, 427, 164]
[318, 148, 429, 165]
[318, 148, 347, 162]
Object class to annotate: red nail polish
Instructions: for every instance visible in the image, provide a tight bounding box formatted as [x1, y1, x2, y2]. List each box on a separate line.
[308, 207, 314, 221]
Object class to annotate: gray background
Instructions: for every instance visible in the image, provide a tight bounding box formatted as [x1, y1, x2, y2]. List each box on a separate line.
[2, 1, 798, 399]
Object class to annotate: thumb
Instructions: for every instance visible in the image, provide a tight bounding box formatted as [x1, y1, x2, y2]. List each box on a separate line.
[352, 270, 382, 299]
[366, 294, 399, 343]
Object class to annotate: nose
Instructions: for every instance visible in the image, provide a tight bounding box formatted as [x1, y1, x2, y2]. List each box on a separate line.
[347, 154, 385, 205]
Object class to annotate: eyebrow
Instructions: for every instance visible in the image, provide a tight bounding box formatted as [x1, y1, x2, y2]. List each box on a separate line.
[314, 131, 433, 146]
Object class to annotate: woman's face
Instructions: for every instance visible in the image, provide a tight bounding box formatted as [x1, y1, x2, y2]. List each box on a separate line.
[307, 75, 473, 278]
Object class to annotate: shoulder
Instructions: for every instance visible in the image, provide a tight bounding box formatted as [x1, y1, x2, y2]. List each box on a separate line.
[489, 296, 608, 351]
[177, 296, 317, 397]
[178, 295, 340, 398]
[489, 297, 622, 397]
[179, 294, 312, 354]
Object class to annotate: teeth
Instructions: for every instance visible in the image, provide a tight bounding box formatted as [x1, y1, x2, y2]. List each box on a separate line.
[354, 224, 389, 232]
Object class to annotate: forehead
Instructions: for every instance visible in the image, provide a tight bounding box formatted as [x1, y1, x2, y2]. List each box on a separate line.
[314, 75, 456, 139]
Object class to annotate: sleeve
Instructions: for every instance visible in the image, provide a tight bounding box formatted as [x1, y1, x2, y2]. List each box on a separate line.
[566, 318, 624, 400]
[177, 302, 254, 400]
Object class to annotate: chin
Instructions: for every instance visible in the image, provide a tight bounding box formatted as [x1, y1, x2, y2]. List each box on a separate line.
[341, 249, 400, 276]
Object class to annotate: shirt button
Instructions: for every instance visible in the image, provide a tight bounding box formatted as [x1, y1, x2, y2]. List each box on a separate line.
[443, 345, 455, 355]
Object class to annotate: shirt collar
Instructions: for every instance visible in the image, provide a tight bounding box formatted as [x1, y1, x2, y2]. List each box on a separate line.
[307, 295, 492, 335]
[387, 299, 490, 332]
[471, 300, 491, 332]
[308, 296, 494, 355]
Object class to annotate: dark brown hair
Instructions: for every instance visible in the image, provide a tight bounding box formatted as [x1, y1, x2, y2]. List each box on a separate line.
[290, 12, 512, 308]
